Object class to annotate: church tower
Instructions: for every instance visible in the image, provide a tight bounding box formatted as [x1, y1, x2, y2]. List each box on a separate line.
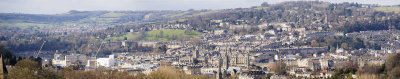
[216, 54, 223, 79]
[194, 47, 199, 59]
[246, 51, 250, 68]
[223, 48, 230, 70]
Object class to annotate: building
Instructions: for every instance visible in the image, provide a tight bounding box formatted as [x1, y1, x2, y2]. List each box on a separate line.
[52, 53, 87, 67]
[65, 54, 88, 66]
[97, 55, 115, 67]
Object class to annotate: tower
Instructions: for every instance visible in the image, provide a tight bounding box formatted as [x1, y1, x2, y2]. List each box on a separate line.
[194, 47, 199, 59]
[246, 51, 250, 68]
[224, 48, 230, 70]
[216, 55, 223, 79]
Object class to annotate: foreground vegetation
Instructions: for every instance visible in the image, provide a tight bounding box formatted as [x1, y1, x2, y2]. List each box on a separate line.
[329, 53, 400, 79]
[6, 59, 209, 79]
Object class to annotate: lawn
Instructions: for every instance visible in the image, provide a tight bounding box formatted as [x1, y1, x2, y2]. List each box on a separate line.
[143, 29, 201, 41]
[99, 29, 201, 41]
[106, 33, 137, 40]
[79, 12, 126, 24]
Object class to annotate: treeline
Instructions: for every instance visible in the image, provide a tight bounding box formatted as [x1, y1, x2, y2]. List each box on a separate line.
[0, 46, 21, 66]
[6, 59, 141, 79]
[336, 15, 400, 33]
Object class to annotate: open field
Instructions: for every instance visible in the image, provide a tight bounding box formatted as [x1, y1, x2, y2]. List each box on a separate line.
[143, 29, 201, 41]
[105, 29, 201, 41]
[106, 32, 138, 40]
[374, 7, 400, 13]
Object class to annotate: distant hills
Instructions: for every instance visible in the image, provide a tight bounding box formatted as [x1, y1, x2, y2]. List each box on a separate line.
[0, 10, 222, 30]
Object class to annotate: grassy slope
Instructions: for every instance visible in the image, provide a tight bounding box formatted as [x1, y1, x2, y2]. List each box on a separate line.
[144, 29, 201, 41]
[374, 7, 400, 13]
[81, 12, 126, 24]
[0, 12, 126, 30]
[106, 32, 137, 40]
[105, 29, 201, 41]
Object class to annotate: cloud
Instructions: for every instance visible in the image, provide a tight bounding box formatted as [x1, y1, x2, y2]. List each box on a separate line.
[0, 0, 399, 14]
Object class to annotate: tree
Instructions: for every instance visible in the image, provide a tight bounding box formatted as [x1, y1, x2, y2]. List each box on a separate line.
[341, 43, 348, 49]
[7, 56, 17, 66]
[388, 67, 400, 79]
[123, 37, 127, 40]
[311, 40, 319, 47]
[386, 53, 400, 79]
[358, 63, 384, 74]
[146, 66, 207, 79]
[267, 25, 274, 30]
[386, 53, 400, 71]
[14, 59, 40, 70]
[159, 31, 164, 38]
[334, 61, 358, 74]
[189, 39, 202, 46]
[8, 59, 59, 79]
[153, 45, 167, 54]
[261, 2, 269, 7]
[0, 46, 13, 59]
[268, 62, 287, 75]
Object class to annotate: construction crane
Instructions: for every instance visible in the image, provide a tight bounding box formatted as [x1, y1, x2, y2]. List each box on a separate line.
[36, 41, 46, 58]
[88, 42, 105, 68]
[94, 42, 105, 58]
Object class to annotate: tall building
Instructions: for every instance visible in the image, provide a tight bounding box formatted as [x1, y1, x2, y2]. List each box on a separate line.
[216, 55, 223, 79]
[246, 51, 250, 68]
[224, 49, 230, 70]
[194, 47, 199, 59]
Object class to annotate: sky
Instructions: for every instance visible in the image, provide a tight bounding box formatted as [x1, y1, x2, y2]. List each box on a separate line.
[0, 0, 399, 14]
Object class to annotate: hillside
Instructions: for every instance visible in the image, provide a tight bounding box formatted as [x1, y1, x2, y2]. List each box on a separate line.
[105, 29, 201, 41]
[2, 1, 400, 54]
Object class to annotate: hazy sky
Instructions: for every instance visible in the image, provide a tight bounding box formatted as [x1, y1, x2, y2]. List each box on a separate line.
[0, 0, 399, 14]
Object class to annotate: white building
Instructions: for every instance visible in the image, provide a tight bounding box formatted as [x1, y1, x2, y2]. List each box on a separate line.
[52, 53, 66, 67]
[239, 74, 254, 79]
[201, 67, 218, 75]
[297, 59, 309, 67]
[97, 55, 115, 67]
[52, 53, 87, 67]
[52, 59, 67, 67]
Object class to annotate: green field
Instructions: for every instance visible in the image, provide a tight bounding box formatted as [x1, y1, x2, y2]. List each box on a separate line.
[374, 7, 400, 13]
[105, 29, 201, 41]
[80, 12, 126, 24]
[106, 33, 137, 40]
[143, 29, 201, 41]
